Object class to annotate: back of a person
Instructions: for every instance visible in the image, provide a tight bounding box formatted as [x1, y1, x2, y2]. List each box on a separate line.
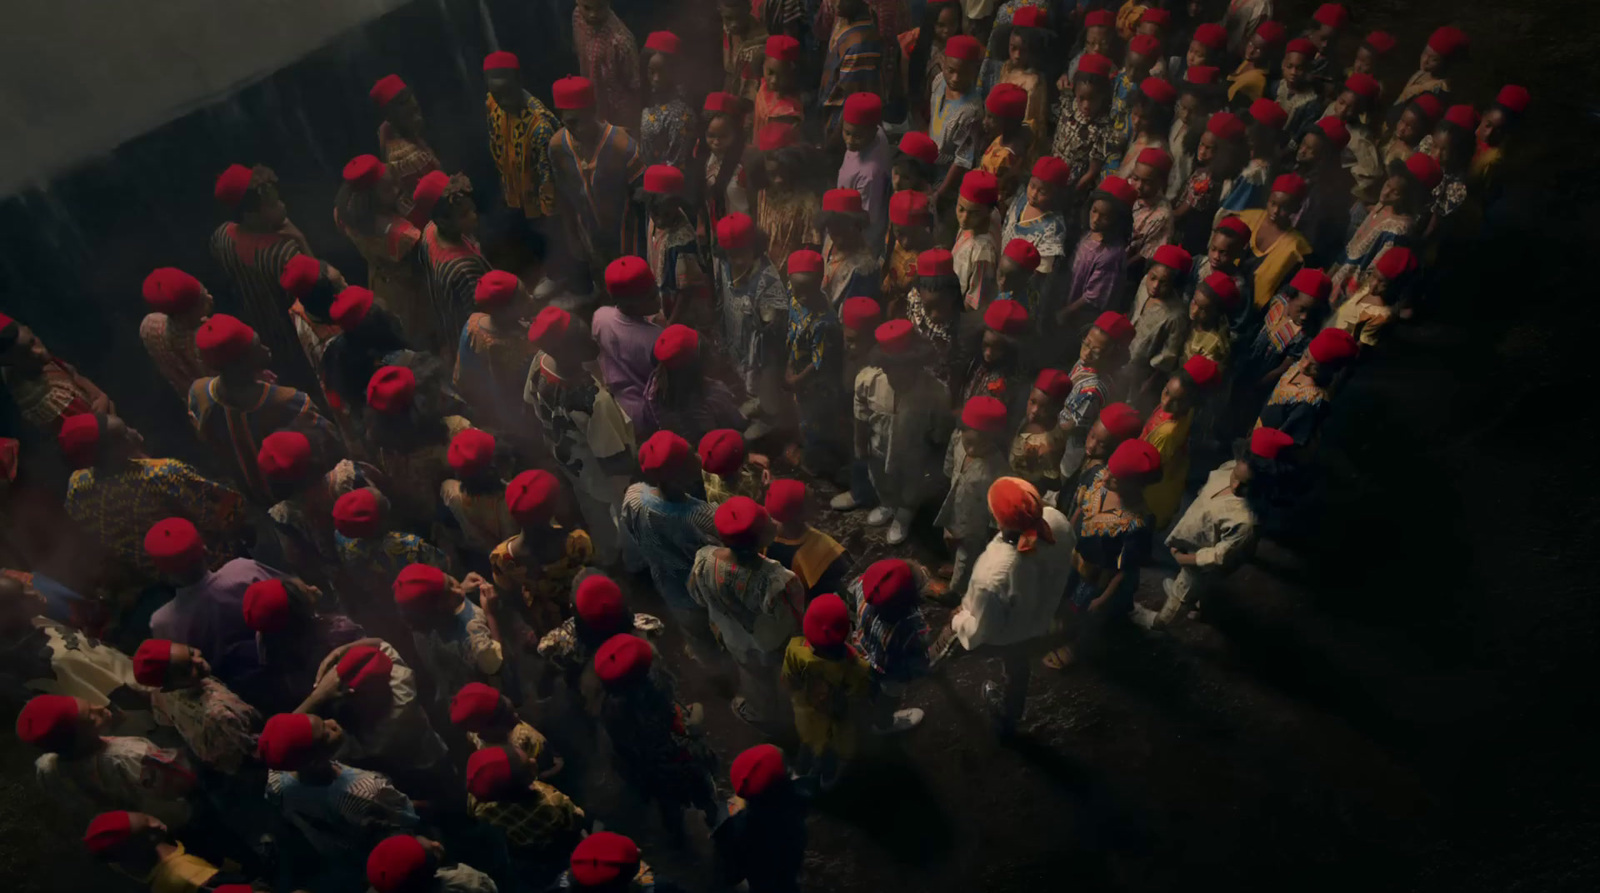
[691, 548, 800, 656]
[149, 559, 268, 678]
[624, 483, 714, 591]
[269, 764, 377, 856]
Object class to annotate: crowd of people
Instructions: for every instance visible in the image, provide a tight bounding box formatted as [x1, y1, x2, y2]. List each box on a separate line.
[0, 1, 1527, 891]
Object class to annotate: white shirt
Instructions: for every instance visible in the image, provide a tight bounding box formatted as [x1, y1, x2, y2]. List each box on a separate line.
[320, 640, 448, 771]
[951, 507, 1074, 649]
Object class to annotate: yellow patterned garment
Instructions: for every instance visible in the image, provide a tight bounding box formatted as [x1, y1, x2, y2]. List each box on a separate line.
[487, 93, 558, 217]
[65, 459, 247, 583]
[490, 528, 595, 635]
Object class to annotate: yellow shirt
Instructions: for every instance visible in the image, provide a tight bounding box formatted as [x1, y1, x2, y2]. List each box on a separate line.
[1228, 63, 1268, 103]
[144, 843, 219, 893]
[1331, 289, 1392, 347]
[1183, 325, 1232, 370]
[1235, 209, 1313, 309]
[1141, 409, 1193, 528]
[781, 637, 870, 756]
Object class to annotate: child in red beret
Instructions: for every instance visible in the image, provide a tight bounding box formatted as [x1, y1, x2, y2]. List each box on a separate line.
[137, 639, 261, 776]
[1126, 244, 1193, 399]
[1256, 328, 1358, 446]
[901, 249, 967, 392]
[1184, 271, 1240, 370]
[1397, 26, 1467, 109]
[782, 594, 872, 789]
[782, 256, 850, 474]
[765, 480, 852, 602]
[850, 322, 954, 545]
[755, 138, 821, 272]
[644, 168, 712, 331]
[1107, 34, 1162, 168]
[717, 1, 766, 103]
[490, 469, 595, 639]
[882, 191, 937, 316]
[977, 85, 1034, 211]
[22, 694, 197, 828]
[953, 171, 1001, 310]
[847, 558, 935, 731]
[1142, 357, 1220, 527]
[391, 560, 506, 711]
[333, 486, 453, 626]
[699, 429, 768, 505]
[938, 396, 1016, 592]
[818, 0, 894, 148]
[997, 14, 1053, 156]
[754, 35, 805, 137]
[82, 810, 254, 892]
[1056, 313, 1136, 481]
[818, 189, 881, 311]
[1274, 38, 1323, 136]
[1228, 21, 1286, 104]
[1114, 80, 1177, 184]
[1010, 369, 1072, 493]
[1126, 147, 1177, 263]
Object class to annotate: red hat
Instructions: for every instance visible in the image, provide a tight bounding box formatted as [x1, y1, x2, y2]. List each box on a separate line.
[945, 34, 983, 63]
[1248, 98, 1288, 130]
[15, 694, 80, 751]
[604, 256, 654, 299]
[703, 91, 741, 115]
[1185, 65, 1221, 86]
[653, 324, 700, 369]
[331, 286, 375, 330]
[1344, 73, 1381, 103]
[1182, 354, 1220, 388]
[1250, 427, 1296, 460]
[1427, 25, 1468, 57]
[214, 164, 254, 207]
[1135, 146, 1173, 173]
[898, 131, 939, 165]
[1129, 34, 1161, 58]
[1003, 238, 1041, 271]
[714, 496, 769, 549]
[447, 428, 496, 477]
[527, 305, 572, 349]
[83, 811, 134, 855]
[876, 319, 915, 354]
[1107, 438, 1162, 480]
[552, 76, 595, 110]
[144, 518, 204, 574]
[1093, 311, 1134, 342]
[1034, 368, 1071, 401]
[243, 579, 293, 633]
[983, 299, 1029, 336]
[258, 712, 318, 769]
[142, 267, 204, 314]
[412, 170, 450, 218]
[643, 165, 686, 196]
[916, 248, 955, 278]
[473, 270, 522, 309]
[756, 121, 797, 151]
[843, 92, 883, 127]
[698, 429, 747, 478]
[483, 51, 520, 71]
[465, 746, 517, 801]
[1405, 152, 1443, 191]
[1096, 175, 1138, 207]
[1084, 9, 1113, 28]
[279, 254, 321, 299]
[1308, 328, 1359, 366]
[1192, 23, 1227, 51]
[336, 644, 395, 692]
[985, 83, 1028, 119]
[787, 249, 824, 275]
[960, 170, 999, 205]
[1410, 93, 1444, 122]
[731, 744, 787, 798]
[1207, 110, 1245, 141]
[1290, 268, 1332, 302]
[765, 34, 800, 62]
[1313, 116, 1351, 149]
[803, 592, 851, 649]
[332, 488, 382, 538]
[195, 314, 256, 368]
[1314, 3, 1349, 29]
[888, 190, 931, 227]
[638, 430, 692, 475]
[570, 831, 642, 888]
[1139, 77, 1178, 106]
[716, 213, 755, 249]
[1362, 30, 1396, 55]
[393, 563, 448, 609]
[1201, 271, 1242, 309]
[644, 30, 680, 54]
[131, 639, 173, 687]
[823, 188, 864, 215]
[1443, 104, 1479, 132]
[367, 835, 431, 893]
[1271, 172, 1308, 199]
[862, 558, 915, 606]
[449, 682, 504, 731]
[257, 429, 313, 482]
[343, 154, 386, 189]
[366, 365, 417, 414]
[1012, 5, 1047, 29]
[505, 469, 559, 525]
[1152, 244, 1192, 275]
[1140, 7, 1171, 27]
[574, 575, 627, 633]
[764, 479, 807, 524]
[1496, 85, 1531, 115]
[1286, 37, 1316, 57]
[1375, 247, 1419, 280]
[1215, 215, 1251, 240]
[961, 395, 1009, 433]
[593, 634, 654, 686]
[57, 414, 102, 469]
[1254, 20, 1287, 45]
[840, 296, 882, 332]
[369, 75, 407, 106]
[1031, 155, 1071, 188]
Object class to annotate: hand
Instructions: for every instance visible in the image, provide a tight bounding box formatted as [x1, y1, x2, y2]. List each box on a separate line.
[1169, 548, 1196, 567]
[307, 668, 346, 707]
[1087, 594, 1111, 613]
[479, 586, 501, 614]
[1056, 73, 1071, 92]
[458, 572, 488, 592]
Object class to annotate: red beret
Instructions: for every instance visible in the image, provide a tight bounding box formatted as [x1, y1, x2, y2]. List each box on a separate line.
[1207, 111, 1246, 140]
[1192, 23, 1227, 50]
[698, 429, 747, 478]
[843, 92, 883, 127]
[505, 469, 559, 525]
[593, 634, 654, 686]
[243, 579, 293, 633]
[449, 682, 505, 731]
[756, 122, 797, 151]
[703, 91, 741, 116]
[1427, 25, 1468, 57]
[483, 51, 520, 71]
[1012, 5, 1047, 29]
[1140, 7, 1171, 27]
[527, 305, 572, 349]
[1107, 438, 1162, 480]
[1135, 146, 1173, 173]
[1152, 244, 1192, 275]
[897, 131, 938, 165]
[1254, 21, 1287, 45]
[552, 76, 595, 110]
[604, 256, 655, 299]
[1139, 77, 1178, 106]
[214, 164, 254, 207]
[1129, 34, 1161, 58]
[1250, 426, 1296, 460]
[961, 395, 1009, 433]
[412, 170, 450, 218]
[1184, 65, 1221, 86]
[716, 213, 755, 249]
[333, 488, 383, 538]
[279, 254, 321, 300]
[1344, 73, 1381, 103]
[1363, 30, 1396, 55]
[802, 592, 851, 650]
[1183, 354, 1220, 388]
[1313, 116, 1351, 149]
[1405, 152, 1443, 191]
[1248, 98, 1288, 130]
[366, 365, 417, 414]
[83, 811, 133, 855]
[731, 743, 787, 798]
[840, 296, 882, 331]
[714, 495, 769, 548]
[823, 188, 864, 215]
[1096, 175, 1138, 207]
[144, 518, 204, 574]
[1031, 155, 1071, 187]
[258, 712, 317, 769]
[1214, 215, 1251, 240]
[916, 248, 954, 278]
[337, 644, 395, 692]
[643, 165, 686, 196]
[574, 575, 627, 633]
[1443, 104, 1479, 131]
[983, 299, 1029, 336]
[142, 267, 204, 314]
[447, 428, 497, 477]
[1034, 368, 1071, 400]
[131, 639, 173, 687]
[1409, 93, 1444, 122]
[1309, 328, 1359, 366]
[653, 324, 700, 369]
[370, 75, 407, 106]
[367, 835, 430, 893]
[985, 83, 1028, 119]
[1496, 85, 1530, 115]
[638, 430, 692, 475]
[764, 478, 807, 524]
[1003, 238, 1041, 271]
[1201, 271, 1242, 309]
[1314, 3, 1349, 29]
[474, 270, 522, 309]
[644, 30, 680, 54]
[960, 170, 999, 205]
[570, 831, 642, 887]
[1100, 402, 1144, 439]
[787, 249, 823, 275]
[862, 558, 915, 606]
[945, 34, 983, 62]
[765, 35, 801, 62]
[1271, 172, 1308, 199]
[331, 286, 375, 331]
[1093, 311, 1134, 342]
[1290, 268, 1332, 302]
[258, 430, 313, 483]
[393, 563, 448, 609]
[1084, 9, 1114, 28]
[465, 746, 516, 801]
[195, 314, 256, 368]
[1376, 247, 1418, 280]
[343, 154, 386, 189]
[889, 190, 931, 227]
[1286, 37, 1317, 58]
[57, 414, 102, 470]
[16, 694, 80, 751]
[876, 319, 915, 354]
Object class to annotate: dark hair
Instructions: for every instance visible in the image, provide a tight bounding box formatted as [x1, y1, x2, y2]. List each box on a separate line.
[892, 152, 936, 186]
[650, 357, 708, 415]
[815, 209, 867, 234]
[751, 144, 814, 192]
[233, 165, 279, 219]
[430, 174, 476, 227]
[1234, 440, 1286, 516]
[299, 266, 340, 321]
[916, 273, 961, 297]
[334, 179, 386, 238]
[645, 190, 692, 223]
[907, 1, 952, 121]
[1086, 193, 1133, 243]
[1205, 121, 1247, 180]
[325, 306, 410, 410]
[1008, 23, 1056, 80]
[693, 114, 747, 225]
[1245, 121, 1281, 161]
[1434, 120, 1476, 174]
[1384, 159, 1426, 215]
[1134, 92, 1175, 136]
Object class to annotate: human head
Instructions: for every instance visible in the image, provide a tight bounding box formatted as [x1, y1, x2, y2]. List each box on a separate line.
[840, 296, 882, 357]
[820, 188, 868, 246]
[552, 76, 598, 140]
[143, 518, 207, 582]
[1265, 173, 1307, 229]
[638, 430, 699, 490]
[715, 496, 773, 554]
[763, 35, 800, 92]
[1127, 147, 1172, 203]
[132, 639, 211, 691]
[1105, 439, 1161, 496]
[1027, 156, 1070, 211]
[956, 170, 998, 232]
[1188, 22, 1225, 68]
[841, 93, 883, 153]
[1145, 245, 1192, 302]
[643, 165, 691, 229]
[986, 477, 1054, 551]
[1192, 270, 1241, 326]
[576, 0, 610, 28]
[1008, 11, 1049, 69]
[450, 681, 513, 735]
[1081, 10, 1114, 57]
[787, 249, 824, 301]
[16, 694, 111, 755]
[1379, 153, 1440, 214]
[1028, 368, 1071, 426]
[1210, 216, 1250, 271]
[1081, 311, 1133, 368]
[393, 563, 459, 630]
[569, 831, 642, 890]
[59, 413, 143, 471]
[1286, 268, 1332, 327]
[195, 313, 268, 377]
[141, 267, 213, 323]
[1479, 85, 1530, 148]
[731, 743, 789, 801]
[367, 834, 448, 893]
[214, 163, 288, 230]
[1421, 25, 1468, 75]
[259, 711, 343, 770]
[642, 31, 680, 97]
[1432, 106, 1479, 171]
[999, 238, 1040, 290]
[1073, 54, 1114, 118]
[604, 255, 659, 316]
[942, 35, 983, 92]
[984, 83, 1027, 140]
[1354, 31, 1394, 74]
[83, 811, 173, 864]
[1304, 327, 1359, 383]
[371, 74, 425, 136]
[888, 190, 933, 249]
[718, 0, 753, 36]
[893, 132, 938, 192]
[573, 574, 629, 639]
[1243, 20, 1286, 67]
[702, 93, 744, 159]
[1281, 38, 1314, 91]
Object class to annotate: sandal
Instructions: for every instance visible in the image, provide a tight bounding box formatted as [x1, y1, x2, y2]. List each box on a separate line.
[1041, 645, 1074, 671]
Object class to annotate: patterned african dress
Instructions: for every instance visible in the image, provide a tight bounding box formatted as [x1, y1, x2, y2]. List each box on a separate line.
[1066, 466, 1153, 612]
[952, 230, 997, 311]
[1, 356, 100, 433]
[819, 17, 888, 143]
[454, 313, 537, 434]
[268, 459, 376, 576]
[378, 122, 441, 217]
[1183, 320, 1233, 370]
[1327, 205, 1416, 306]
[1001, 199, 1068, 275]
[904, 288, 957, 390]
[139, 314, 206, 398]
[725, 27, 769, 102]
[1000, 65, 1049, 158]
[65, 459, 247, 585]
[1057, 360, 1109, 480]
[719, 255, 789, 391]
[821, 241, 880, 310]
[1140, 407, 1193, 528]
[881, 240, 919, 315]
[490, 528, 595, 636]
[1254, 355, 1331, 447]
[376, 415, 474, 530]
[929, 75, 984, 176]
[1010, 427, 1068, 490]
[599, 669, 717, 811]
[701, 151, 750, 242]
[757, 189, 821, 271]
[549, 124, 648, 269]
[336, 530, 450, 620]
[753, 84, 806, 137]
[336, 211, 431, 350]
[186, 377, 338, 505]
[419, 224, 493, 353]
[208, 221, 316, 389]
[980, 138, 1026, 214]
[1050, 102, 1115, 187]
[648, 217, 711, 327]
[440, 480, 519, 557]
[640, 95, 696, 168]
[786, 293, 847, 441]
[620, 483, 719, 616]
[573, 8, 642, 127]
[487, 92, 559, 218]
[782, 635, 871, 756]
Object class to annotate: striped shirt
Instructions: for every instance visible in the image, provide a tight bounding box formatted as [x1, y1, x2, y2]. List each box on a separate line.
[266, 762, 418, 856]
[208, 222, 312, 387]
[187, 377, 338, 505]
[419, 223, 492, 351]
[139, 313, 207, 397]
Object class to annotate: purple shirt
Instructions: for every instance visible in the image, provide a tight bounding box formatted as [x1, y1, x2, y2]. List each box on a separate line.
[838, 130, 893, 247]
[150, 558, 280, 686]
[1067, 234, 1127, 312]
[590, 306, 663, 431]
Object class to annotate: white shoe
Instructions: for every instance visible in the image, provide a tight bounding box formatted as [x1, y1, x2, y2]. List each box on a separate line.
[1129, 604, 1158, 629]
[886, 515, 910, 545]
[830, 492, 861, 511]
[890, 708, 924, 732]
[1161, 577, 1179, 600]
[866, 506, 894, 526]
